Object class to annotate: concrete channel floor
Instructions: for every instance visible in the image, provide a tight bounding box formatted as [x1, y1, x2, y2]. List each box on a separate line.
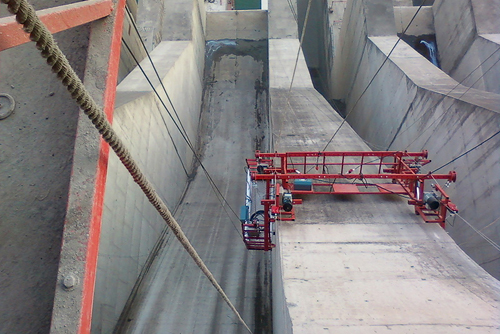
[121, 50, 272, 333]
[269, 39, 500, 333]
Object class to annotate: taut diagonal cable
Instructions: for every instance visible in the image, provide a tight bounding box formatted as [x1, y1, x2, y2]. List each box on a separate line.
[0, 0, 252, 332]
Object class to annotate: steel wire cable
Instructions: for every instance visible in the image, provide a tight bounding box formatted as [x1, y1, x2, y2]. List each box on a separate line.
[289, 0, 313, 91]
[407, 55, 500, 150]
[401, 51, 500, 259]
[121, 39, 243, 238]
[322, 0, 428, 151]
[124, 7, 193, 145]
[431, 129, 500, 173]
[122, 8, 244, 232]
[386, 47, 500, 151]
[119, 42, 190, 178]
[316, 2, 500, 252]
[286, 0, 298, 22]
[454, 214, 500, 253]
[0, 0, 252, 331]
[122, 9, 243, 230]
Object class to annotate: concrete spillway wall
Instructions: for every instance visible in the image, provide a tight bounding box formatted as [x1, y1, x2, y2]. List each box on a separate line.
[330, 0, 500, 279]
[116, 9, 272, 333]
[433, 0, 500, 95]
[92, 6, 272, 333]
[91, 1, 206, 332]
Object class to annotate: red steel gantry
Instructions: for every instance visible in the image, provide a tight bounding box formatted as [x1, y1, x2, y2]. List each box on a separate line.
[241, 150, 458, 251]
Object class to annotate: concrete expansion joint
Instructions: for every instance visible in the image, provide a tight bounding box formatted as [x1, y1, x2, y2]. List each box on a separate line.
[62, 274, 79, 291]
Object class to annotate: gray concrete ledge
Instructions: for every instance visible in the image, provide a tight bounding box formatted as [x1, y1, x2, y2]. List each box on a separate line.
[115, 41, 191, 107]
[371, 35, 500, 112]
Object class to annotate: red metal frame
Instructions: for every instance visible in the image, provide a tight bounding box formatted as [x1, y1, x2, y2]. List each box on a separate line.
[243, 150, 458, 251]
[0, 0, 113, 51]
[79, 0, 125, 332]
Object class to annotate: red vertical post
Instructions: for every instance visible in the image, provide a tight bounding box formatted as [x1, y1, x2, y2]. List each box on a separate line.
[264, 201, 270, 251]
[47, 0, 126, 332]
[78, 0, 126, 332]
[341, 154, 345, 174]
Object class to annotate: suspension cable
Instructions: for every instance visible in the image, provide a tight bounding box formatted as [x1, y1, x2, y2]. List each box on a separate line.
[322, 0, 428, 151]
[289, 0, 313, 91]
[285, 0, 298, 23]
[122, 9, 243, 233]
[124, 7, 193, 145]
[455, 213, 500, 253]
[121, 39, 242, 237]
[0, 0, 252, 331]
[386, 47, 500, 151]
[409, 56, 500, 150]
[431, 129, 500, 173]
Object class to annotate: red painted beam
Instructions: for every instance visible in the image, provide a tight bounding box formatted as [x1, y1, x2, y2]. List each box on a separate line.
[0, 0, 113, 51]
[78, 0, 126, 332]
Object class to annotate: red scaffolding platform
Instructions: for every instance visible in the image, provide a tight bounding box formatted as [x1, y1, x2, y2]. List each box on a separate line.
[241, 150, 458, 251]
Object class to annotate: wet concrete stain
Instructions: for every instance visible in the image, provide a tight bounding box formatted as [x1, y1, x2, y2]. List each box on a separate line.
[201, 39, 270, 154]
[254, 256, 273, 333]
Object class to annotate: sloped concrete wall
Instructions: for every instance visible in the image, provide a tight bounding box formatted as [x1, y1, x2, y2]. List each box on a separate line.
[332, 0, 500, 279]
[433, 0, 500, 94]
[91, 1, 206, 332]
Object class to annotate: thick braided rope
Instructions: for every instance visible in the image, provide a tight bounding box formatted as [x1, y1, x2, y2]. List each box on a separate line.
[1, 1, 252, 332]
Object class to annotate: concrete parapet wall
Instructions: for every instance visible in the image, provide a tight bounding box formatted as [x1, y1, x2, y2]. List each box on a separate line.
[91, 1, 206, 331]
[333, 0, 500, 279]
[0, 3, 90, 332]
[269, 39, 313, 333]
[206, 10, 268, 40]
[433, 0, 500, 94]
[272, 224, 293, 334]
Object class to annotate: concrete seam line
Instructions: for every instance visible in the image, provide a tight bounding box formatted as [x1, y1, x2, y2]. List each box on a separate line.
[0, 0, 253, 332]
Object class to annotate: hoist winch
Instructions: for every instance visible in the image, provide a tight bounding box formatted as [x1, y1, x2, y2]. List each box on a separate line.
[240, 150, 458, 251]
